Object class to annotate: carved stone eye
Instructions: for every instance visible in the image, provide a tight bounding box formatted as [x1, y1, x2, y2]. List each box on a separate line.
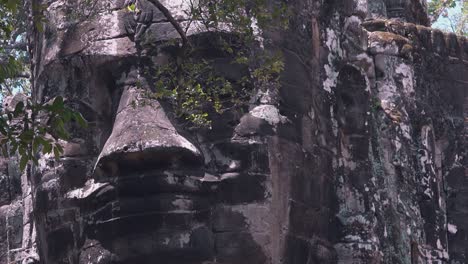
[335, 65, 369, 135]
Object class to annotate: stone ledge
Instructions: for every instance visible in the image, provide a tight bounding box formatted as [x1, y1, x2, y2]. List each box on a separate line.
[362, 19, 468, 61]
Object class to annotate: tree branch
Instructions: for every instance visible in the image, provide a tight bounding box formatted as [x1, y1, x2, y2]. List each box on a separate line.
[4, 42, 28, 51]
[146, 0, 191, 48]
[1, 84, 13, 96]
[429, 0, 458, 23]
[13, 72, 30, 79]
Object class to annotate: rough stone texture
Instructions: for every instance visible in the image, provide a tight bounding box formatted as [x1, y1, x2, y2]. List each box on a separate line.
[0, 0, 467, 263]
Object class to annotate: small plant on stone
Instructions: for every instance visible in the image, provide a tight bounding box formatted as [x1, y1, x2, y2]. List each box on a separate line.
[127, 0, 289, 128]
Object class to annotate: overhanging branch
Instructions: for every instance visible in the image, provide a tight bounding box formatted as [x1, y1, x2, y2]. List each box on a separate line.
[4, 42, 28, 51]
[13, 72, 30, 79]
[146, 0, 191, 48]
[430, 0, 458, 24]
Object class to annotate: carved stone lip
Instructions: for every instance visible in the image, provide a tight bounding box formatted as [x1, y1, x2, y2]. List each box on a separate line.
[101, 170, 218, 196]
[78, 170, 223, 222]
[85, 196, 213, 246]
[67, 170, 235, 202]
[87, 192, 211, 224]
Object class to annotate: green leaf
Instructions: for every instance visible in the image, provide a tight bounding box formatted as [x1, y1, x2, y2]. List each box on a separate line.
[62, 109, 72, 122]
[54, 119, 69, 139]
[18, 146, 27, 159]
[1, 146, 8, 157]
[73, 112, 88, 128]
[127, 3, 136, 12]
[19, 130, 34, 141]
[32, 138, 40, 153]
[53, 146, 61, 160]
[55, 143, 64, 153]
[52, 96, 64, 110]
[6, 0, 19, 11]
[0, 125, 7, 136]
[33, 157, 39, 165]
[42, 140, 52, 154]
[19, 155, 28, 171]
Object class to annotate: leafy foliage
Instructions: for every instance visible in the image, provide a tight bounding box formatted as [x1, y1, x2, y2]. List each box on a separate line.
[132, 0, 288, 127]
[0, 0, 88, 170]
[188, 0, 289, 38]
[0, 0, 290, 169]
[429, 0, 467, 36]
[0, 0, 21, 39]
[0, 96, 87, 170]
[150, 48, 250, 128]
[0, 0, 28, 91]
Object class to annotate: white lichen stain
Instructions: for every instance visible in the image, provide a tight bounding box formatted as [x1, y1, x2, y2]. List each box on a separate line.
[164, 0, 191, 19]
[228, 160, 241, 170]
[345, 15, 361, 28]
[323, 26, 343, 92]
[178, 233, 190, 248]
[373, 193, 381, 202]
[393, 136, 402, 152]
[250, 105, 288, 125]
[399, 122, 412, 140]
[65, 179, 108, 199]
[250, 17, 264, 48]
[211, 147, 241, 170]
[437, 239, 443, 250]
[330, 105, 338, 137]
[423, 188, 433, 199]
[369, 34, 399, 55]
[354, 53, 375, 86]
[356, 0, 368, 13]
[395, 63, 415, 95]
[448, 223, 458, 234]
[164, 171, 176, 184]
[172, 198, 192, 210]
[344, 234, 363, 242]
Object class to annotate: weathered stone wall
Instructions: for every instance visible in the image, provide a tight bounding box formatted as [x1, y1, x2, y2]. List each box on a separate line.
[278, 1, 467, 263]
[0, 0, 467, 263]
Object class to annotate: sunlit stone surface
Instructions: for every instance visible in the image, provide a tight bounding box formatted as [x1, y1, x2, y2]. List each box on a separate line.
[0, 0, 467, 263]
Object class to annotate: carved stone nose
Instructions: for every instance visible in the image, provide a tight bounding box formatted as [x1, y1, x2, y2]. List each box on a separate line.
[96, 86, 203, 173]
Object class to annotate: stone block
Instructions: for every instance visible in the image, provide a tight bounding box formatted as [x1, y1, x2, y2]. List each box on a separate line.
[212, 205, 248, 232]
[284, 235, 310, 264]
[216, 173, 268, 204]
[416, 25, 432, 51]
[445, 33, 460, 58]
[289, 200, 331, 238]
[215, 231, 267, 263]
[432, 29, 446, 55]
[460, 36, 468, 61]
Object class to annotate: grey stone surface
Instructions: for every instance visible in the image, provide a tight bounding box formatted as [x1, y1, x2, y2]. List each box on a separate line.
[0, 0, 467, 263]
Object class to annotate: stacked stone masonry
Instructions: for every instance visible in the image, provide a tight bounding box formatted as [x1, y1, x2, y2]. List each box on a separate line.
[0, 0, 467, 263]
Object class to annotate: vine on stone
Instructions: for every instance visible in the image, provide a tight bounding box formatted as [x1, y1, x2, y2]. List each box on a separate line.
[131, 0, 289, 128]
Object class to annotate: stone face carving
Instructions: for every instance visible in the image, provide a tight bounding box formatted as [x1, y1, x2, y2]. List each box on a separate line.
[0, 0, 467, 263]
[31, 1, 277, 263]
